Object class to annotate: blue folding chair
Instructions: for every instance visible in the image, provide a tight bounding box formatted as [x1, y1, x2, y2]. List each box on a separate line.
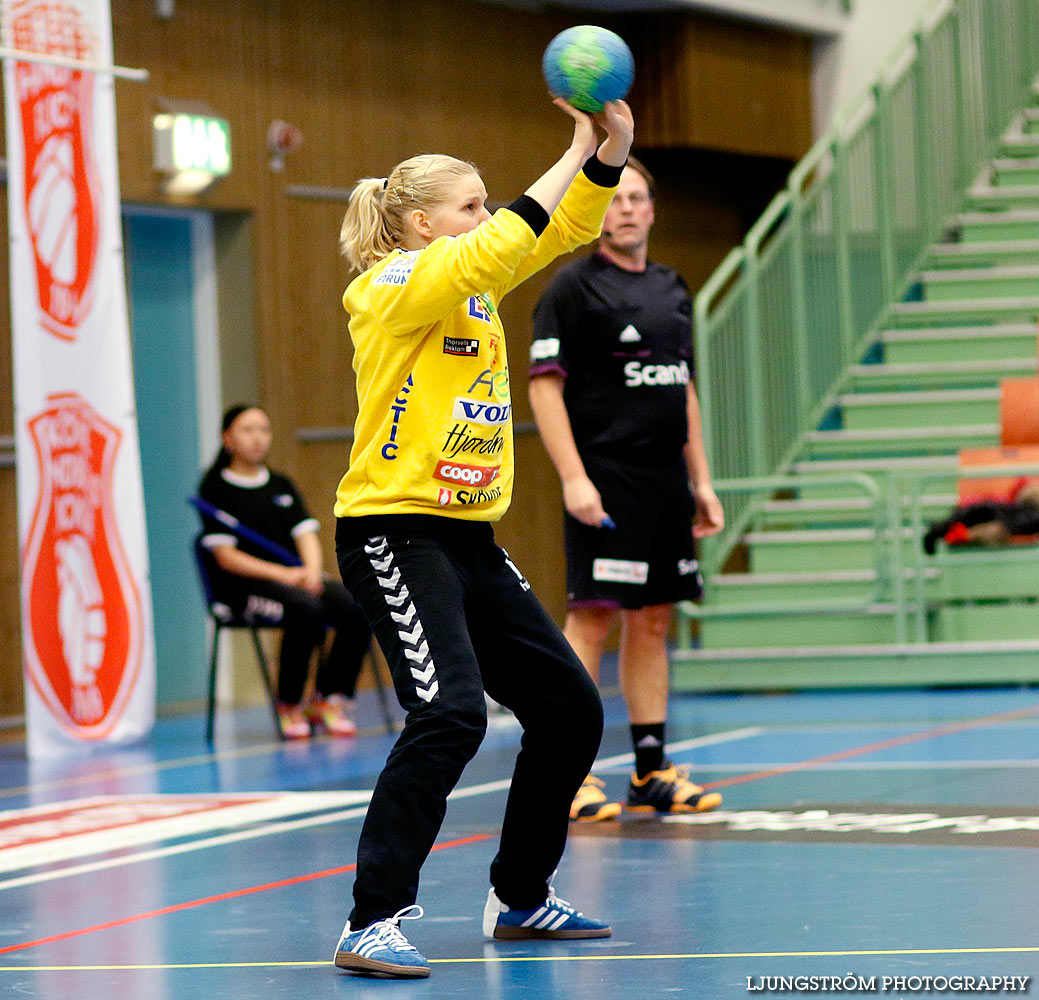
[192, 534, 286, 743]
[191, 513, 394, 741]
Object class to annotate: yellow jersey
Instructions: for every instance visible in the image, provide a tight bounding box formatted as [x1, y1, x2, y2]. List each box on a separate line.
[335, 164, 619, 521]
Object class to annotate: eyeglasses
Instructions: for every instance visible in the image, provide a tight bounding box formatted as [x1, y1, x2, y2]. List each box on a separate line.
[612, 192, 651, 207]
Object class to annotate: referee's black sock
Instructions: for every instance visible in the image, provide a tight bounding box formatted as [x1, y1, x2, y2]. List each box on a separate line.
[631, 723, 666, 778]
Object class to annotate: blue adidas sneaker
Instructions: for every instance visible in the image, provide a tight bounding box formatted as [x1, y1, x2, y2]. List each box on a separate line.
[483, 885, 612, 940]
[333, 904, 429, 978]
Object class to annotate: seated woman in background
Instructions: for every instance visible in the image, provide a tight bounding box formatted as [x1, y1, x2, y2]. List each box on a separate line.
[197, 404, 372, 738]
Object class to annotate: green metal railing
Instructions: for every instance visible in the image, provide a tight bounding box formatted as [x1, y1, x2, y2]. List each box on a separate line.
[693, 0, 1039, 578]
[676, 464, 1039, 650]
[676, 472, 889, 641]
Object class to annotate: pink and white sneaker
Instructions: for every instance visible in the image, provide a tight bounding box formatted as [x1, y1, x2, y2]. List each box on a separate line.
[276, 702, 311, 740]
[306, 694, 357, 737]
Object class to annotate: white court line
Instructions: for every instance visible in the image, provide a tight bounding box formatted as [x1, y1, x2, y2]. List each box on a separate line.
[593, 727, 764, 771]
[0, 799, 375, 893]
[0, 792, 372, 873]
[681, 759, 1039, 772]
[0, 727, 761, 894]
[0, 740, 288, 802]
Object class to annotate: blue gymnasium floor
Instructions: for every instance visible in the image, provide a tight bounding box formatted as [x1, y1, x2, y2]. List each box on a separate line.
[0, 664, 1037, 999]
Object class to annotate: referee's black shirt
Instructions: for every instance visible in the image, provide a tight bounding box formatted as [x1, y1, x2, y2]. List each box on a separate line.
[530, 252, 694, 466]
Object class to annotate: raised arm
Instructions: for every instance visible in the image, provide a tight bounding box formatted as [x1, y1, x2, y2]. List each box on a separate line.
[492, 101, 635, 301]
[358, 101, 635, 335]
[521, 99, 631, 209]
[522, 100, 599, 216]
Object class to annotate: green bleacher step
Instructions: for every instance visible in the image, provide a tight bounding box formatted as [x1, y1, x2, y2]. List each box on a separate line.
[1020, 108, 1039, 133]
[927, 238, 1039, 268]
[967, 178, 1039, 211]
[920, 265, 1039, 301]
[930, 547, 1039, 601]
[791, 456, 957, 499]
[706, 553, 1038, 605]
[1004, 108, 1039, 143]
[838, 388, 999, 430]
[992, 157, 1039, 186]
[671, 641, 1039, 691]
[955, 209, 1039, 241]
[699, 605, 902, 648]
[888, 297, 1039, 327]
[804, 423, 998, 457]
[1001, 111, 1039, 157]
[704, 567, 945, 605]
[744, 526, 918, 573]
[849, 358, 1037, 390]
[1001, 136, 1039, 158]
[879, 323, 1037, 363]
[759, 493, 955, 528]
[933, 601, 1039, 642]
[705, 568, 879, 604]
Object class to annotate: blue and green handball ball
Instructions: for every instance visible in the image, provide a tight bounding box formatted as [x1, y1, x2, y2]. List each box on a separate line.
[542, 25, 634, 114]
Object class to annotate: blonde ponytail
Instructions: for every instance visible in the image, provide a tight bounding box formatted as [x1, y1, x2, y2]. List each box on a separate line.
[339, 154, 481, 272]
[339, 178, 396, 273]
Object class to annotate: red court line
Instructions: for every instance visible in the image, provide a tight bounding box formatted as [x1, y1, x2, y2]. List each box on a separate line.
[0, 833, 492, 957]
[701, 704, 1039, 791]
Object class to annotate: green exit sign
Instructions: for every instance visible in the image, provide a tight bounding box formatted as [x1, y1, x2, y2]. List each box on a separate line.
[153, 113, 231, 179]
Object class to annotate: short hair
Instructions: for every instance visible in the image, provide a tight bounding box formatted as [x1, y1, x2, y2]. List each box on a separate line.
[624, 155, 656, 200]
[339, 154, 481, 272]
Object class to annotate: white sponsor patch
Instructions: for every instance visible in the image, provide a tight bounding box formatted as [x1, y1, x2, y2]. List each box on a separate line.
[443, 336, 480, 356]
[434, 460, 501, 486]
[678, 558, 699, 576]
[452, 396, 512, 425]
[618, 324, 641, 343]
[592, 558, 649, 584]
[530, 337, 560, 362]
[373, 251, 418, 286]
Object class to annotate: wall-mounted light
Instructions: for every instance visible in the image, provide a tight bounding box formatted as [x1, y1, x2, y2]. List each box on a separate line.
[152, 112, 231, 195]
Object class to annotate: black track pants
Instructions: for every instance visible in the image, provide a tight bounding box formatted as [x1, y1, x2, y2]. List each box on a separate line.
[336, 515, 603, 929]
[229, 577, 370, 703]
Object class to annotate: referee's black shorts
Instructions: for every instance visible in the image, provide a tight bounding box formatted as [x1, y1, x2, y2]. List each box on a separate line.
[565, 455, 704, 611]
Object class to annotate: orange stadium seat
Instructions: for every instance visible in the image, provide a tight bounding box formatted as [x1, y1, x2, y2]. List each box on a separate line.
[955, 328, 1039, 504]
[1000, 376, 1039, 447]
[956, 445, 1039, 506]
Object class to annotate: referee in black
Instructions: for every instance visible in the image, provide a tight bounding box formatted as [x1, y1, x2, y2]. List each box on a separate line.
[528, 156, 725, 821]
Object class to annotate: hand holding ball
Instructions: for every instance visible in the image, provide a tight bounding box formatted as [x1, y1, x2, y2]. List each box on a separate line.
[542, 25, 634, 114]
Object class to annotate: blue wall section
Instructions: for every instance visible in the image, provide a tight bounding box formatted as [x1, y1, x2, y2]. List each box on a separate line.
[124, 213, 208, 707]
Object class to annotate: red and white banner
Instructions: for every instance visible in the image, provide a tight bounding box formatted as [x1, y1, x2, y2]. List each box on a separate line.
[3, 0, 154, 756]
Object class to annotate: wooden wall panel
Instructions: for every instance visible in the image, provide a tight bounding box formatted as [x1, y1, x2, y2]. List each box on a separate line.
[0, 194, 9, 435]
[625, 11, 814, 158]
[0, 0, 810, 714]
